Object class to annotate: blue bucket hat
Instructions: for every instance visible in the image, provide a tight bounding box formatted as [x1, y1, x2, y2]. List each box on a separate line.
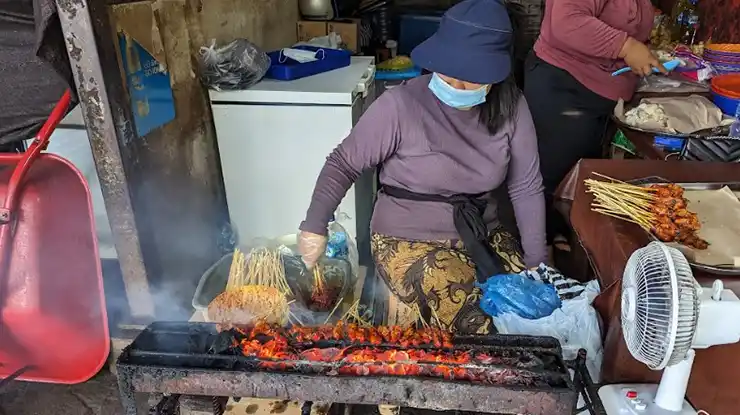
[411, 0, 513, 85]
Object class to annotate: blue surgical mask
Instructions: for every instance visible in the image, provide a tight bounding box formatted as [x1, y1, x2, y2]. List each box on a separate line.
[428, 73, 489, 109]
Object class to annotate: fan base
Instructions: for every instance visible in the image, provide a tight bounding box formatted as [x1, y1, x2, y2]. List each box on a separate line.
[599, 384, 696, 414]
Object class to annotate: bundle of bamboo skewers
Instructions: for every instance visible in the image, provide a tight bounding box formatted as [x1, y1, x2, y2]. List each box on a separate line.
[310, 265, 338, 312]
[225, 248, 292, 295]
[207, 247, 294, 327]
[585, 174, 657, 231]
[207, 285, 289, 327]
[585, 174, 708, 250]
[313, 267, 326, 295]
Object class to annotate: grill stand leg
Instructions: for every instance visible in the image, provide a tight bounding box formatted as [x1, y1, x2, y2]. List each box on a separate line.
[180, 395, 229, 415]
[212, 396, 227, 415]
[567, 349, 607, 415]
[149, 394, 182, 415]
[116, 367, 139, 415]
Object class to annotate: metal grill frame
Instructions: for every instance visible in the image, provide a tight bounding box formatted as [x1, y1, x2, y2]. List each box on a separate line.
[116, 322, 580, 415]
[117, 363, 576, 415]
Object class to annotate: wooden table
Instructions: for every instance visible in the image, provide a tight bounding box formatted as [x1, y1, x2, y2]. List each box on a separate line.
[557, 159, 740, 415]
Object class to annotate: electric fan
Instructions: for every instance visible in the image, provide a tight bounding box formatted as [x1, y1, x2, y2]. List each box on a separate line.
[599, 241, 740, 414]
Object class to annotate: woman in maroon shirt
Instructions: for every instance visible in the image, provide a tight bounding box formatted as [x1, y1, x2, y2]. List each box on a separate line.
[524, 0, 664, 251]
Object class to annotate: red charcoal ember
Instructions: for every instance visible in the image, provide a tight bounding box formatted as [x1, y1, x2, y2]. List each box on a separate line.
[299, 347, 344, 362]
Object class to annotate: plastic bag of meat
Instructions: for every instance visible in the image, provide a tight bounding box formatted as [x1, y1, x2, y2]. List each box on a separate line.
[199, 38, 271, 91]
[477, 274, 561, 320]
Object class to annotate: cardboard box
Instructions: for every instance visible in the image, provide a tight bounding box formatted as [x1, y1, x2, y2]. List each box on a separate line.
[328, 19, 361, 53]
[297, 20, 328, 42]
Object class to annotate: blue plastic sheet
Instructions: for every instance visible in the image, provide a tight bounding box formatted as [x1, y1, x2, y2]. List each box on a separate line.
[477, 274, 561, 320]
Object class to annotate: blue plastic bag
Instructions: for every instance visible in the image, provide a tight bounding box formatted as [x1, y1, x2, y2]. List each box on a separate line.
[325, 226, 349, 259]
[477, 274, 561, 320]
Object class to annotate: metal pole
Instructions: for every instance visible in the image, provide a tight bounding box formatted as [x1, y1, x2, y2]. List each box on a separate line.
[55, 0, 155, 317]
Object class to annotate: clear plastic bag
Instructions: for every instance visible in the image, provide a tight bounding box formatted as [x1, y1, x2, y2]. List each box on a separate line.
[199, 39, 271, 91]
[243, 225, 358, 319]
[327, 210, 359, 283]
[731, 103, 740, 138]
[493, 280, 603, 381]
[637, 75, 709, 94]
[477, 274, 561, 320]
[217, 221, 239, 255]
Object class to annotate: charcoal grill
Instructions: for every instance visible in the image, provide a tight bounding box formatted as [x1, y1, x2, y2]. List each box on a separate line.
[116, 322, 582, 415]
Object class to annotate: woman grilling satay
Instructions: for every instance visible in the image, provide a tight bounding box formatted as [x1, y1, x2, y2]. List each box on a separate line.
[297, 0, 547, 335]
[524, 0, 665, 253]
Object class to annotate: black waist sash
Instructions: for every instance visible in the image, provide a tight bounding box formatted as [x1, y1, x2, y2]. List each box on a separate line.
[381, 185, 506, 282]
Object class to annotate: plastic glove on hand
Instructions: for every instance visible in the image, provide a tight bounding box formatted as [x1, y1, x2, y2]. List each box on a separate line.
[297, 231, 328, 270]
[477, 274, 561, 320]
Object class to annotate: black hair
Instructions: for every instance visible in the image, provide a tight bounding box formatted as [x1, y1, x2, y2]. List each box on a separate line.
[479, 76, 522, 135]
[477, 2, 524, 136]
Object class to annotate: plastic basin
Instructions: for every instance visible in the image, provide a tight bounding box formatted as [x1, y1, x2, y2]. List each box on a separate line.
[706, 43, 740, 54]
[711, 91, 740, 116]
[712, 86, 740, 99]
[0, 154, 108, 384]
[712, 74, 740, 98]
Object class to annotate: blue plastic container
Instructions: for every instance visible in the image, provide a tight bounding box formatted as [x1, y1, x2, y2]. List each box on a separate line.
[265, 46, 352, 81]
[653, 136, 686, 152]
[711, 90, 740, 116]
[397, 12, 443, 56]
[375, 66, 422, 81]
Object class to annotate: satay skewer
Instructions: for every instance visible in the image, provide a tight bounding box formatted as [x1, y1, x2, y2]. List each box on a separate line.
[324, 296, 345, 324]
[289, 310, 305, 326]
[585, 176, 708, 250]
[591, 208, 652, 231]
[339, 299, 372, 327]
[429, 305, 443, 330]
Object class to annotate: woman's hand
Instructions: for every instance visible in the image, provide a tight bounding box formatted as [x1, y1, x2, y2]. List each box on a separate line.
[619, 37, 667, 77]
[297, 231, 327, 269]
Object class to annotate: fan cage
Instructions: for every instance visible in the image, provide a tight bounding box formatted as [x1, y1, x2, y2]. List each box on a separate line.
[621, 242, 699, 370]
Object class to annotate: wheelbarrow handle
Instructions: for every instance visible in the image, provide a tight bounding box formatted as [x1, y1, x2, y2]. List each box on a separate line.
[34, 90, 74, 151]
[0, 90, 72, 216]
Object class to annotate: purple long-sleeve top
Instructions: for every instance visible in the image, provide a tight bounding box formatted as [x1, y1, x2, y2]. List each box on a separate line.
[300, 75, 547, 267]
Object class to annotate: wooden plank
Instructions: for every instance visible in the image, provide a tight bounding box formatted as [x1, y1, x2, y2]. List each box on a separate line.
[107, 1, 230, 318]
[184, 0, 298, 51]
[107, 0, 300, 318]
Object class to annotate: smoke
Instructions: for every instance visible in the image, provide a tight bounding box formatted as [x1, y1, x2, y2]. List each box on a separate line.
[104, 171, 231, 324]
[287, 301, 330, 327]
[103, 258, 222, 324]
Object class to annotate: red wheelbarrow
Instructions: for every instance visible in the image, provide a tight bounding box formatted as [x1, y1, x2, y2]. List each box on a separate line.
[0, 91, 110, 384]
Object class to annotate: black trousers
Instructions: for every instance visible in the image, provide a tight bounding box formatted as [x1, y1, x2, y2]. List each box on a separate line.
[523, 53, 616, 243]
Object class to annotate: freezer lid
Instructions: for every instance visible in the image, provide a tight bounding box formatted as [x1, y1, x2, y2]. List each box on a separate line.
[209, 57, 376, 106]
